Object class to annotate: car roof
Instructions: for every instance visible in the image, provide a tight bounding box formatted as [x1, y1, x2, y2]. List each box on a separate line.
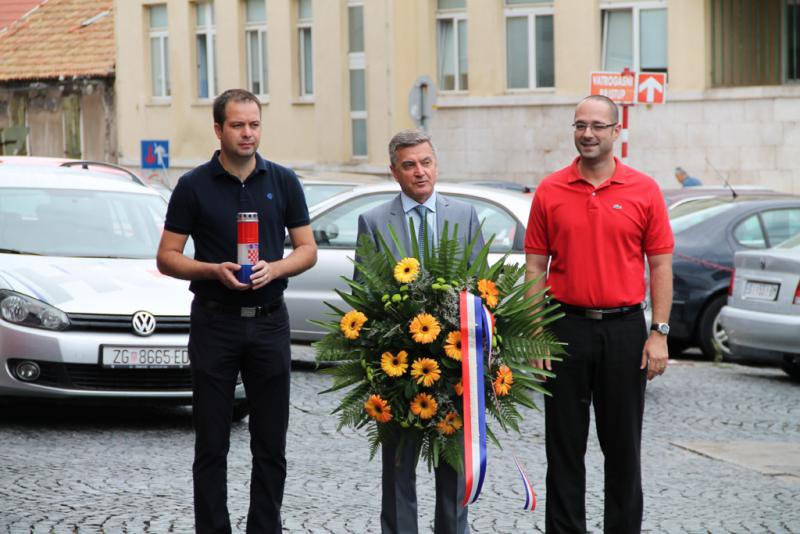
[309, 182, 534, 220]
[0, 163, 163, 196]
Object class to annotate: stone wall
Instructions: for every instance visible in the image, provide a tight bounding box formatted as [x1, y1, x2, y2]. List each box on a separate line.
[431, 88, 800, 194]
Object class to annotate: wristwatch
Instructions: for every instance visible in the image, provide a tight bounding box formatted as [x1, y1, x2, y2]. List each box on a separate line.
[650, 322, 670, 335]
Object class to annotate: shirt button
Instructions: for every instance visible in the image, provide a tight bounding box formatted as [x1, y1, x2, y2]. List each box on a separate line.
[592, 192, 596, 196]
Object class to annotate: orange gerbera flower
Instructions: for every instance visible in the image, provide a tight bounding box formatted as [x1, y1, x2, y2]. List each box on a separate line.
[437, 411, 463, 435]
[453, 380, 463, 396]
[410, 358, 441, 387]
[394, 257, 421, 283]
[340, 310, 368, 340]
[410, 392, 438, 419]
[409, 313, 441, 344]
[494, 365, 513, 396]
[477, 279, 499, 308]
[364, 395, 392, 423]
[380, 350, 409, 377]
[443, 331, 462, 361]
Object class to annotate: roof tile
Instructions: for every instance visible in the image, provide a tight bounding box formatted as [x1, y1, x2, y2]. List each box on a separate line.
[0, 0, 114, 81]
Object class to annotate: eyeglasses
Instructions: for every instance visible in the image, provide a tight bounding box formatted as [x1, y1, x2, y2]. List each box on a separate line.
[572, 121, 617, 132]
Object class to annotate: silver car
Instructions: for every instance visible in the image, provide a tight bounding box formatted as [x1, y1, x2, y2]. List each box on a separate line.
[0, 163, 247, 416]
[285, 183, 534, 340]
[720, 234, 800, 380]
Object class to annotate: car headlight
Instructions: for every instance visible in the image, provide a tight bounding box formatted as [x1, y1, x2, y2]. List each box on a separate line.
[0, 290, 70, 331]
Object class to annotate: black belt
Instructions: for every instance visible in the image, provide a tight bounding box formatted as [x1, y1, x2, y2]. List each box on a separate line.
[194, 296, 284, 318]
[555, 300, 644, 320]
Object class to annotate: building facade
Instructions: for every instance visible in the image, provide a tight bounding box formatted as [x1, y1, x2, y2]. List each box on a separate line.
[115, 0, 800, 192]
[0, 0, 116, 161]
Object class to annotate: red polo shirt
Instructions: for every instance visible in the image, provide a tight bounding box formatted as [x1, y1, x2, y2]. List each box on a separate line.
[525, 157, 673, 308]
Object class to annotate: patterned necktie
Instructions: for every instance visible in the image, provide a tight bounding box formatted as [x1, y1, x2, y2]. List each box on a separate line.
[414, 204, 429, 248]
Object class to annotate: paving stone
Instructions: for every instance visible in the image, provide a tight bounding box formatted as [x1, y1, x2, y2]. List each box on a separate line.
[0, 354, 798, 532]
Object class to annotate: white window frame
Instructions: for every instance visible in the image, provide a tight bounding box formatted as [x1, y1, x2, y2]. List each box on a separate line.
[149, 5, 170, 100]
[348, 0, 367, 158]
[245, 18, 268, 97]
[297, 2, 313, 99]
[436, 10, 468, 93]
[195, 2, 217, 100]
[600, 1, 667, 74]
[504, 5, 555, 91]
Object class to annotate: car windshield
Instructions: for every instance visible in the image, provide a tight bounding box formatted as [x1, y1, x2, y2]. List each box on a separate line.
[776, 233, 800, 249]
[0, 187, 174, 258]
[669, 199, 738, 234]
[302, 183, 354, 208]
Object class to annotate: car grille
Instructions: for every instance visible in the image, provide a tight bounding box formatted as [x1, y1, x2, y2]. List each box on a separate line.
[8, 359, 193, 391]
[67, 313, 191, 334]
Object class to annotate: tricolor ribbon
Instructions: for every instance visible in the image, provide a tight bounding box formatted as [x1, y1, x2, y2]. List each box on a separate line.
[459, 290, 537, 511]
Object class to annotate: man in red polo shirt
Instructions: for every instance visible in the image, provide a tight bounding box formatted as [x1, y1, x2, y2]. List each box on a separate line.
[525, 94, 673, 534]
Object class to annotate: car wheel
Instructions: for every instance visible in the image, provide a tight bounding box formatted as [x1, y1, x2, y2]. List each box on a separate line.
[698, 294, 730, 360]
[782, 358, 800, 382]
[232, 400, 250, 422]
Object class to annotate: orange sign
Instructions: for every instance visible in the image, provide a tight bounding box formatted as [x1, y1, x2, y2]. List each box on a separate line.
[637, 72, 667, 104]
[590, 71, 636, 104]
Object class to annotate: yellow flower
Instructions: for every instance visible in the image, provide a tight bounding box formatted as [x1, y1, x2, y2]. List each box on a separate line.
[453, 380, 463, 396]
[340, 310, 367, 340]
[380, 350, 409, 377]
[410, 358, 441, 387]
[494, 365, 513, 396]
[364, 395, 393, 423]
[410, 392, 438, 420]
[443, 331, 462, 361]
[394, 257, 421, 283]
[477, 279, 500, 308]
[437, 411, 463, 435]
[409, 313, 441, 344]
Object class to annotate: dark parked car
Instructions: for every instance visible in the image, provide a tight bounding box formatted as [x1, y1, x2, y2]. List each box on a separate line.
[668, 196, 800, 359]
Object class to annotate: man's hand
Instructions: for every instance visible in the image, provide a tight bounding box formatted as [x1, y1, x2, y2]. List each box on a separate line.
[250, 260, 276, 290]
[530, 355, 552, 379]
[216, 262, 249, 291]
[641, 332, 668, 380]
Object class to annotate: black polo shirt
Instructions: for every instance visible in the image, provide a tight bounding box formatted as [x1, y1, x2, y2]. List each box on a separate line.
[165, 151, 310, 306]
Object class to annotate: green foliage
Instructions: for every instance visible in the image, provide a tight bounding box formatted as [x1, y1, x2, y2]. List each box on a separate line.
[314, 219, 563, 469]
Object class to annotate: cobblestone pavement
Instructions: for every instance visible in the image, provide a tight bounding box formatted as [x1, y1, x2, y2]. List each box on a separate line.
[1, 345, 799, 533]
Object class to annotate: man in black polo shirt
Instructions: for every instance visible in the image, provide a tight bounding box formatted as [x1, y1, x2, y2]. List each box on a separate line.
[157, 88, 317, 533]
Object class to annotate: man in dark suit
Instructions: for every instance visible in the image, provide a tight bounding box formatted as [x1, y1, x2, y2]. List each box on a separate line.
[355, 128, 484, 534]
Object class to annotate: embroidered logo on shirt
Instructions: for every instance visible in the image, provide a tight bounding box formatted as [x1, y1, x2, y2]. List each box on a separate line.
[612, 203, 623, 210]
[266, 192, 273, 200]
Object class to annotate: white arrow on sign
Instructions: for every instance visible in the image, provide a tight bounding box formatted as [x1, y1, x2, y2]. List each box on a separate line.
[154, 144, 168, 167]
[638, 76, 664, 102]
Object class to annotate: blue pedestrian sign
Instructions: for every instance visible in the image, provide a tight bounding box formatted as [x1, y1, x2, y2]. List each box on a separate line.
[141, 140, 169, 169]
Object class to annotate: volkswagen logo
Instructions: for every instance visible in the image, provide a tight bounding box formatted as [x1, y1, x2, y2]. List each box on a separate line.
[131, 311, 156, 337]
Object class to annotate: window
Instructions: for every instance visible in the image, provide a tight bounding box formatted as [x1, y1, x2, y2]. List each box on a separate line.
[298, 0, 313, 97]
[195, 2, 217, 99]
[437, 0, 468, 91]
[149, 4, 170, 98]
[312, 194, 394, 248]
[601, 3, 667, 74]
[505, 3, 554, 89]
[761, 208, 800, 245]
[733, 214, 767, 248]
[349, 2, 367, 157]
[245, 0, 268, 96]
[456, 196, 525, 253]
[710, 0, 794, 86]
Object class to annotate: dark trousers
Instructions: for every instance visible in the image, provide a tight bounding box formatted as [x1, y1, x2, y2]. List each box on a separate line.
[545, 311, 647, 534]
[381, 433, 469, 534]
[189, 299, 291, 534]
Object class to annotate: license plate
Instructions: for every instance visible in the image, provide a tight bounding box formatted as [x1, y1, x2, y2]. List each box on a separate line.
[743, 281, 780, 301]
[102, 346, 190, 369]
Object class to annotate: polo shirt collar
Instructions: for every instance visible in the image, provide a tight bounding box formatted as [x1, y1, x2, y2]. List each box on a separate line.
[210, 150, 268, 180]
[567, 156, 627, 185]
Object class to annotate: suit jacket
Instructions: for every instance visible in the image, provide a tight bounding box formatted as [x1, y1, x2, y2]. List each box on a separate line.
[355, 193, 485, 276]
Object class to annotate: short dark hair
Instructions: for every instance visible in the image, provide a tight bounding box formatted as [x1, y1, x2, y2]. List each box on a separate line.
[577, 94, 619, 123]
[213, 89, 262, 125]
